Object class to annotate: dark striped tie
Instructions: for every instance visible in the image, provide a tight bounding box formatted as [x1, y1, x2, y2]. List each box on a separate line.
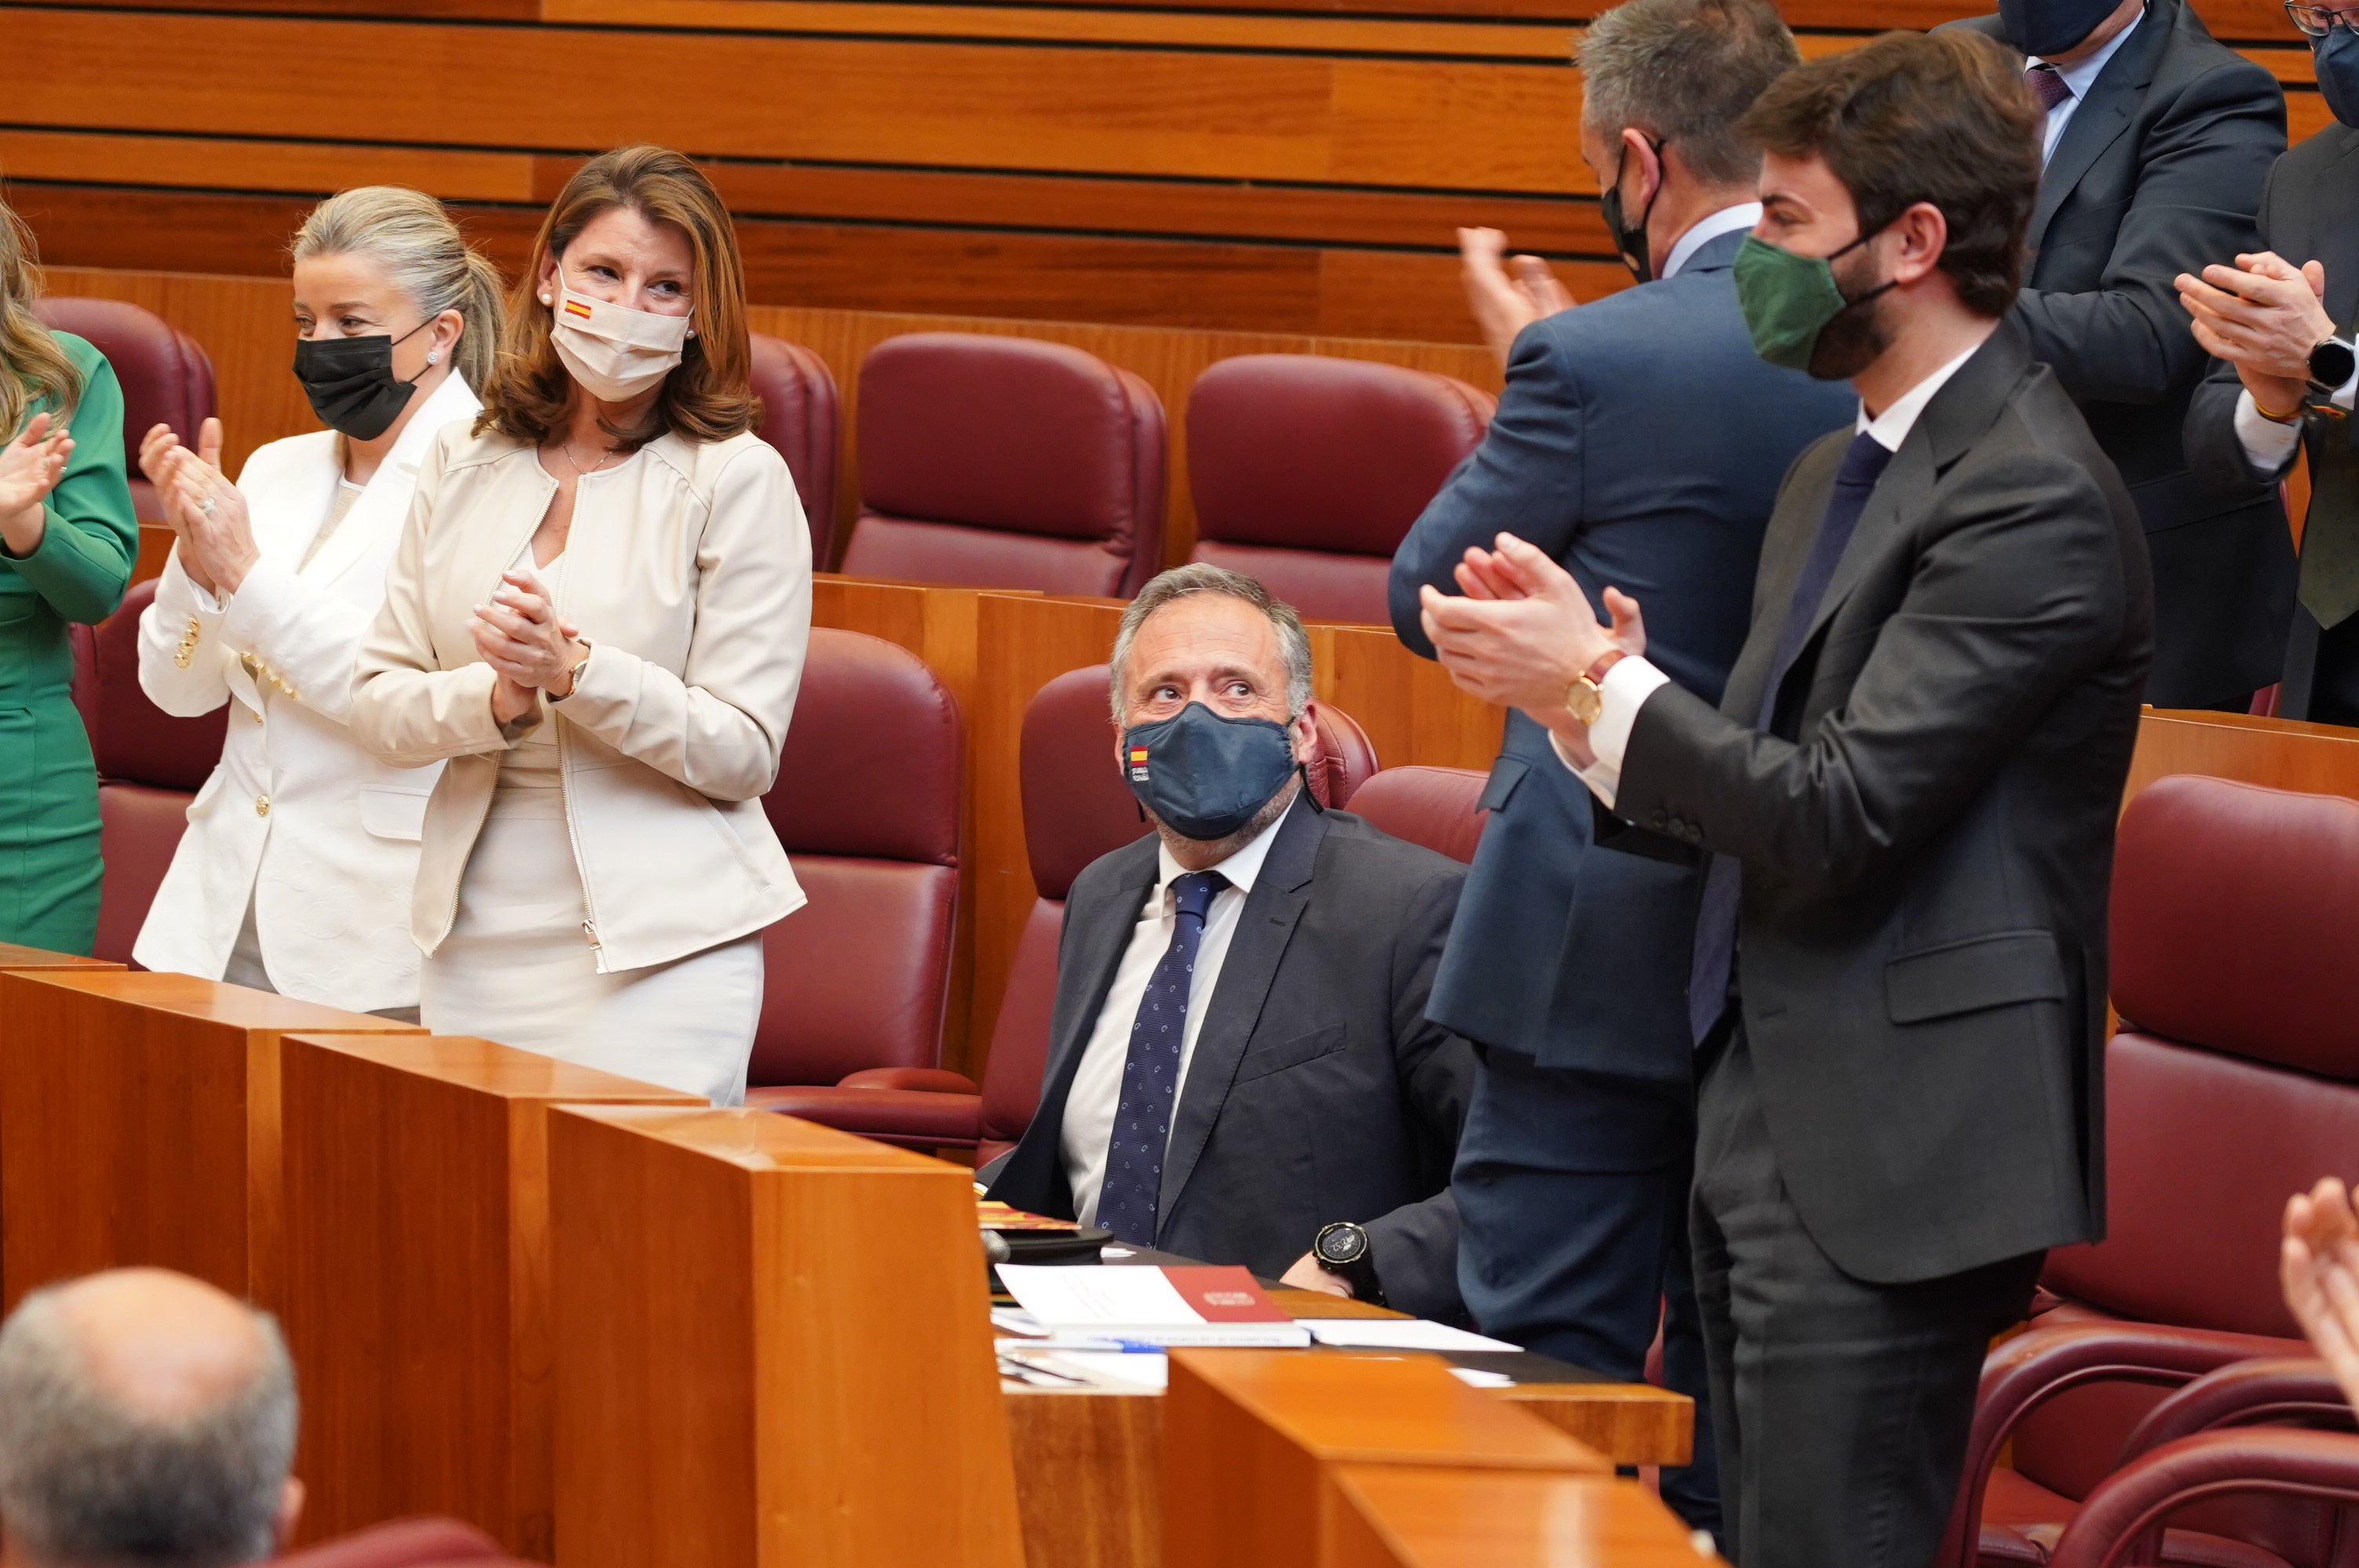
[1095, 870, 1228, 1244]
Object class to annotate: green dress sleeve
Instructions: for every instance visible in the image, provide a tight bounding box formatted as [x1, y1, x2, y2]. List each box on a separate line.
[0, 332, 136, 626]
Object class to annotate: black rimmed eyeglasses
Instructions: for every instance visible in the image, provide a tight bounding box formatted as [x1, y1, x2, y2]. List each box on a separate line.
[2287, 2, 2359, 35]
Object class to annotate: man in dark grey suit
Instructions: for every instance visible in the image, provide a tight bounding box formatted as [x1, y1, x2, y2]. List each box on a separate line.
[1387, 0, 1849, 1532]
[1954, 0, 2285, 708]
[1420, 33, 2150, 1568]
[983, 565, 1474, 1319]
[2179, 0, 2359, 724]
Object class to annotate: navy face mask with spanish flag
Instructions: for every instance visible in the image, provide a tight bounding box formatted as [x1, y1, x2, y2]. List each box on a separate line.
[1122, 702, 1299, 841]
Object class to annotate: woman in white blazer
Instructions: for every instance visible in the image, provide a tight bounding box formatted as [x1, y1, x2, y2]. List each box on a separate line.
[134, 187, 500, 1016]
[350, 147, 811, 1104]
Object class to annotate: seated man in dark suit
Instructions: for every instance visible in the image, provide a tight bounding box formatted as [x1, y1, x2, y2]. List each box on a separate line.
[983, 564, 1475, 1319]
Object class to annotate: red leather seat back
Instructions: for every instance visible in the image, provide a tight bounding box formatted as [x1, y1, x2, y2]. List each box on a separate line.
[32, 297, 217, 524]
[1347, 765, 1488, 863]
[1305, 700, 1378, 808]
[1186, 354, 1492, 625]
[752, 629, 961, 1086]
[750, 333, 840, 566]
[274, 1517, 509, 1567]
[842, 333, 1166, 596]
[79, 579, 226, 963]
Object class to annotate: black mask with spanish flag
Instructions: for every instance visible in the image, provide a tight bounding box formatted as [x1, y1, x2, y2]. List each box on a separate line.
[1122, 702, 1299, 841]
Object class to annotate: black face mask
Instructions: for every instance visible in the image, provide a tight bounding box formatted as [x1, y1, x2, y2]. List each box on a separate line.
[292, 320, 432, 441]
[1999, 0, 2121, 59]
[1123, 702, 1299, 842]
[1599, 135, 1667, 285]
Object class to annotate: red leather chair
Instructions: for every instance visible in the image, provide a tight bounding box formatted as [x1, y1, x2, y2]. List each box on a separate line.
[838, 333, 1166, 596]
[743, 629, 962, 1106]
[1344, 764, 1488, 863]
[2047, 1428, 2359, 1568]
[1185, 354, 1492, 626]
[765, 664, 1376, 1160]
[750, 332, 841, 565]
[1943, 775, 2359, 1568]
[32, 297, 216, 525]
[274, 1517, 511, 1566]
[71, 578, 226, 963]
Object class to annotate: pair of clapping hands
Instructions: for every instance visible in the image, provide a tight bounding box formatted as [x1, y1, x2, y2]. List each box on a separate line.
[2175, 251, 2340, 416]
[1416, 531, 1648, 760]
[0, 412, 75, 556]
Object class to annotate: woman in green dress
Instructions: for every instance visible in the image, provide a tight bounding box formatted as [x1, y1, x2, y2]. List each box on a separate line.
[0, 200, 138, 953]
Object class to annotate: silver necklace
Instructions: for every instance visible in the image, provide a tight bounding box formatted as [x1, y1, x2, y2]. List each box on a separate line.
[555, 438, 618, 477]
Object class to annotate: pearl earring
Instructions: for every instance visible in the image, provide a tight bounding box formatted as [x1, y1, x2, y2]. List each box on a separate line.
[427, 350, 438, 365]
[540, 294, 551, 305]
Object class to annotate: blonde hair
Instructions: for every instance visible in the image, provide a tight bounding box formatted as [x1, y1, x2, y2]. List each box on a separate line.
[0, 198, 82, 441]
[474, 145, 756, 452]
[291, 186, 503, 394]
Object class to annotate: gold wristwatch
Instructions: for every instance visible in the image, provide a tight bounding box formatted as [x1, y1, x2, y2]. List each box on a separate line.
[1565, 649, 1629, 726]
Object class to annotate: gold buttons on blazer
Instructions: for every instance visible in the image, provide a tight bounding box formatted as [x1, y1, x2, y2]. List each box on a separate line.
[239, 652, 296, 701]
[255, 795, 271, 817]
[173, 615, 200, 670]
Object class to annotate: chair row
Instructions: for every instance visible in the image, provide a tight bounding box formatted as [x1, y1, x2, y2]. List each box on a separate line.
[42, 297, 1496, 623]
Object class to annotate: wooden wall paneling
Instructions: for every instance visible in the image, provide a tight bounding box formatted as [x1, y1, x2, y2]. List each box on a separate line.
[1310, 624, 1505, 772]
[2125, 708, 2359, 806]
[1161, 1349, 1605, 1568]
[1322, 1466, 1718, 1568]
[968, 593, 1127, 1069]
[0, 942, 119, 971]
[0, 127, 535, 201]
[547, 1105, 1024, 1568]
[0, 972, 420, 1309]
[276, 1035, 699, 1560]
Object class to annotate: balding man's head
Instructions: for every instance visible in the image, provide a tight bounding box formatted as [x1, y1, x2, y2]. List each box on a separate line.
[0, 1270, 300, 1568]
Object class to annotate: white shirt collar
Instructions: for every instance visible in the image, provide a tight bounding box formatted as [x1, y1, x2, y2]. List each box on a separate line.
[1855, 342, 1983, 452]
[1151, 792, 1294, 898]
[2045, 5, 2143, 101]
[1663, 202, 1763, 281]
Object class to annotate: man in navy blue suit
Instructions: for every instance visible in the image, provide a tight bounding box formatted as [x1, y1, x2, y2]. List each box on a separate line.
[1388, 0, 1852, 1532]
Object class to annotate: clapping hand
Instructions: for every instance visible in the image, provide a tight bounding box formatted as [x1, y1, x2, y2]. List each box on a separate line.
[1459, 228, 1576, 368]
[471, 569, 586, 725]
[2283, 1176, 2359, 1413]
[141, 419, 260, 596]
[2175, 252, 2336, 419]
[1417, 534, 1647, 757]
[0, 412, 73, 557]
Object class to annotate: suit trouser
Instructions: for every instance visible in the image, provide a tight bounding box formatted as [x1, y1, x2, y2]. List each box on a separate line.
[1453, 1046, 1718, 1534]
[1692, 1023, 2042, 1568]
[2281, 604, 2359, 728]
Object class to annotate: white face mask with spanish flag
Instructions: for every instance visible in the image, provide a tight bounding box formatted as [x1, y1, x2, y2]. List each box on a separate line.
[547, 279, 693, 403]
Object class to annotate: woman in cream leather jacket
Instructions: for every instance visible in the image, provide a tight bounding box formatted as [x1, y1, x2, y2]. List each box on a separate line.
[351, 146, 810, 1105]
[135, 187, 497, 1014]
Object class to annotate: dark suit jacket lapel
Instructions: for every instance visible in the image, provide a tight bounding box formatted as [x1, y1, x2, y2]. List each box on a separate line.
[1023, 837, 1161, 1185]
[2026, 0, 2175, 257]
[1154, 796, 1325, 1233]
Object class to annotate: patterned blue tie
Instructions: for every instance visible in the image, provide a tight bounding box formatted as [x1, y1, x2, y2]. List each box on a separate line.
[1687, 430, 1893, 1043]
[1094, 869, 1229, 1245]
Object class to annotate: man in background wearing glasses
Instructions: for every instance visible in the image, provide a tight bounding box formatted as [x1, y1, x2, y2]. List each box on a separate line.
[2181, 0, 2359, 727]
[1953, 0, 2287, 712]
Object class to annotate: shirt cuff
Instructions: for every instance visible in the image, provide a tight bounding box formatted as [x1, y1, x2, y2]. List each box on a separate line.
[2234, 387, 2303, 476]
[1548, 655, 1670, 808]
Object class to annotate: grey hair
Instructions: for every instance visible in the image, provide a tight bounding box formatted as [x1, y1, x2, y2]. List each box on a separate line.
[0, 1287, 298, 1568]
[1577, 0, 1801, 189]
[290, 186, 504, 395]
[1109, 564, 1314, 722]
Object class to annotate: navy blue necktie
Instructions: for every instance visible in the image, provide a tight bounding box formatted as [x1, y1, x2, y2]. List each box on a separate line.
[1686, 430, 1893, 1043]
[1095, 869, 1229, 1244]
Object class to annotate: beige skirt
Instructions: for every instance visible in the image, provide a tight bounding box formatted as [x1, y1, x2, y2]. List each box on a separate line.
[419, 764, 761, 1106]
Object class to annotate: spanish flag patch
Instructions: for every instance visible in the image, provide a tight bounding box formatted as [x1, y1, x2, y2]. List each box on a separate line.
[1128, 746, 1150, 782]
[563, 298, 594, 319]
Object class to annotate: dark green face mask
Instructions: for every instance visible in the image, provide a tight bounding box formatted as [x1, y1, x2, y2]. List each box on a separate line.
[1732, 229, 1895, 374]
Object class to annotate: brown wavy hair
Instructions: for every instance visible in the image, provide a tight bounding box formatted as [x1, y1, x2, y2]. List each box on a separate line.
[0, 198, 83, 441]
[474, 145, 755, 451]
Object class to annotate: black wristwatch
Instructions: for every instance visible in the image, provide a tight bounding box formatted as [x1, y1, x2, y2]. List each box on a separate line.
[1312, 1221, 1387, 1306]
[2310, 336, 2356, 402]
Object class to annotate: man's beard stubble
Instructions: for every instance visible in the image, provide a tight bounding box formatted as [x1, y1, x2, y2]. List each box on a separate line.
[1806, 249, 1896, 383]
[1148, 771, 1303, 867]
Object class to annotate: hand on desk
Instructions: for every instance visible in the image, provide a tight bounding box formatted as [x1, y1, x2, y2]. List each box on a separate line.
[1280, 1251, 1353, 1298]
[2283, 1176, 2359, 1412]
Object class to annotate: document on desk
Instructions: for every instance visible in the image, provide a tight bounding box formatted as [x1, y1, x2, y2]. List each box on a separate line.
[1296, 1319, 1520, 1352]
[996, 1264, 1312, 1348]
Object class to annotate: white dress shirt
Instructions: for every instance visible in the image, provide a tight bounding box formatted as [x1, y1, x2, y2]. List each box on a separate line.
[1663, 203, 1763, 281]
[2035, 9, 2144, 163]
[1558, 342, 1984, 805]
[1060, 807, 1289, 1228]
[2233, 367, 2358, 476]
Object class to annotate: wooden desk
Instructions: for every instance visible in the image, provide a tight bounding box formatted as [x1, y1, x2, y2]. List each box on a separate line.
[547, 1107, 1024, 1568]
[0, 972, 420, 1308]
[1325, 1466, 1719, 1568]
[0, 942, 120, 972]
[275, 1036, 701, 1560]
[1162, 1349, 1605, 1568]
[2127, 707, 2359, 805]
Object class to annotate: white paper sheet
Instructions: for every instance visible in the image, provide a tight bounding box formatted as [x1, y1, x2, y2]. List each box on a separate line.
[1297, 1319, 1520, 1352]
